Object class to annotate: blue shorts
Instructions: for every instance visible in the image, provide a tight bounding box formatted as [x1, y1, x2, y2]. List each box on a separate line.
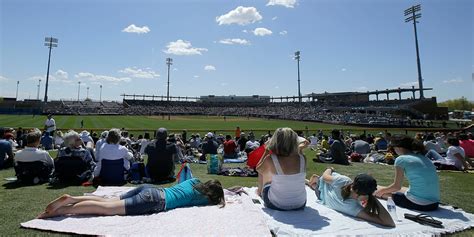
[392, 192, 438, 211]
[262, 183, 305, 211]
[120, 184, 166, 215]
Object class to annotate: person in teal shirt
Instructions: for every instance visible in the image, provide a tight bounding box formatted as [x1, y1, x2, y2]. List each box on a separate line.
[307, 169, 395, 227]
[375, 135, 440, 211]
[38, 178, 225, 218]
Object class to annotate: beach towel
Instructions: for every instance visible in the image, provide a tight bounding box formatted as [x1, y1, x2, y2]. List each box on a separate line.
[246, 186, 474, 236]
[21, 186, 271, 236]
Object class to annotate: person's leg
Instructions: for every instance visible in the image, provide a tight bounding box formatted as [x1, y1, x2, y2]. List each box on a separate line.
[376, 186, 408, 200]
[45, 194, 120, 213]
[425, 150, 443, 161]
[39, 200, 126, 219]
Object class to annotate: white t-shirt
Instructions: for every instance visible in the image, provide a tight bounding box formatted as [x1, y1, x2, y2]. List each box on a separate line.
[245, 140, 260, 150]
[309, 136, 318, 146]
[94, 143, 132, 177]
[45, 118, 56, 133]
[446, 146, 465, 170]
[14, 147, 54, 167]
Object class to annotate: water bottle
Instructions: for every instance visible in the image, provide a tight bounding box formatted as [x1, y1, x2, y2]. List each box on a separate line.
[386, 197, 400, 222]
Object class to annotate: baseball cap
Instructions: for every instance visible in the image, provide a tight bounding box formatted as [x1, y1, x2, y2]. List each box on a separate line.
[352, 174, 377, 195]
[206, 132, 214, 138]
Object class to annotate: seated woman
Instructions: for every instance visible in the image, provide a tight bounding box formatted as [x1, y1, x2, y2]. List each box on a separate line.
[317, 130, 349, 165]
[256, 127, 307, 211]
[375, 135, 440, 211]
[38, 178, 225, 218]
[307, 169, 394, 227]
[426, 136, 469, 171]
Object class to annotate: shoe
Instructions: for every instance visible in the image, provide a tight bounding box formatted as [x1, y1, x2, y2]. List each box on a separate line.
[404, 213, 444, 228]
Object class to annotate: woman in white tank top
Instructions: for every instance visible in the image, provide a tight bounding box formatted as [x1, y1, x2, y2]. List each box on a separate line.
[256, 128, 308, 210]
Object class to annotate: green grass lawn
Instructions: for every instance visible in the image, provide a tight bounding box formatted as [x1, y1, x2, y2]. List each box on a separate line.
[0, 148, 472, 235]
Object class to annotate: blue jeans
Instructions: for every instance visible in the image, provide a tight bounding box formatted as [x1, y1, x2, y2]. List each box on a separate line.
[120, 184, 165, 215]
[425, 149, 443, 161]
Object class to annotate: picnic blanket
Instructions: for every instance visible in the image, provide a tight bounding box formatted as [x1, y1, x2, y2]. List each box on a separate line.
[246, 186, 474, 236]
[21, 186, 271, 236]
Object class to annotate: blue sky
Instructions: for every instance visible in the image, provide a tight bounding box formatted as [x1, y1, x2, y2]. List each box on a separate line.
[1, 0, 472, 102]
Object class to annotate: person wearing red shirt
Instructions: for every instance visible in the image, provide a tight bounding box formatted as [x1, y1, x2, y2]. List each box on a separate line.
[223, 135, 238, 159]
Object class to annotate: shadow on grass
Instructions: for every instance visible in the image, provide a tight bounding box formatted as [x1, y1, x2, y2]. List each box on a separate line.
[2, 181, 48, 189]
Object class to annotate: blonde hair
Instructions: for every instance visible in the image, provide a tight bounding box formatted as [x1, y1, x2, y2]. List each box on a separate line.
[64, 130, 80, 147]
[266, 127, 298, 157]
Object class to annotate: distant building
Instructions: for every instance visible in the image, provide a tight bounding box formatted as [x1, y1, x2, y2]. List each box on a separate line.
[198, 95, 270, 104]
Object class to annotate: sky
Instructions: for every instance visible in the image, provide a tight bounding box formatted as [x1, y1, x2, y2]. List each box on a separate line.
[1, 0, 473, 102]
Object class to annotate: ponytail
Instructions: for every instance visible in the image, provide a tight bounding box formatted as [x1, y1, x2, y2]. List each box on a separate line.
[363, 194, 380, 216]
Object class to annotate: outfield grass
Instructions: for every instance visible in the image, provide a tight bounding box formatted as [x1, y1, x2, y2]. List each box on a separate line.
[0, 114, 452, 137]
[0, 148, 472, 235]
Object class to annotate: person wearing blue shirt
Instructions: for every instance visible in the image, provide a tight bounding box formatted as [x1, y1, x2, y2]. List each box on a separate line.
[375, 135, 440, 211]
[0, 139, 14, 169]
[40, 132, 54, 150]
[37, 178, 225, 218]
[307, 169, 395, 227]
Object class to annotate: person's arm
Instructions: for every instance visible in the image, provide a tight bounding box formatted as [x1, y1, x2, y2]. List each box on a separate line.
[321, 167, 335, 184]
[256, 153, 270, 196]
[298, 139, 310, 154]
[356, 198, 395, 227]
[6, 145, 14, 161]
[453, 153, 469, 171]
[374, 166, 404, 198]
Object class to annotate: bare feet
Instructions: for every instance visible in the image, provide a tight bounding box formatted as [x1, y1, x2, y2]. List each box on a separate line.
[45, 194, 72, 213]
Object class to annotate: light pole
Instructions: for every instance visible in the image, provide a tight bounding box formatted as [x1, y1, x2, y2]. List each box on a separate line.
[294, 51, 302, 103]
[404, 4, 424, 99]
[166, 58, 173, 101]
[99, 85, 103, 102]
[43, 37, 58, 103]
[86, 87, 90, 100]
[77, 81, 81, 101]
[15, 81, 19, 100]
[37, 79, 42, 100]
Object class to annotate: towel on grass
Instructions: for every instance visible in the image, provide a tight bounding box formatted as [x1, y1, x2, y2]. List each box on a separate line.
[246, 186, 474, 237]
[21, 186, 271, 236]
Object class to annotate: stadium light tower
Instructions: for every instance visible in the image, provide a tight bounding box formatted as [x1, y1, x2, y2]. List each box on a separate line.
[294, 51, 302, 103]
[77, 81, 81, 101]
[99, 85, 103, 102]
[166, 58, 173, 101]
[15, 81, 19, 100]
[43, 36, 58, 103]
[404, 4, 424, 99]
[37, 79, 42, 100]
[86, 86, 90, 99]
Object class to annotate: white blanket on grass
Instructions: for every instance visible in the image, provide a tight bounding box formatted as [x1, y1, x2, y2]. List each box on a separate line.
[21, 186, 271, 237]
[246, 186, 474, 237]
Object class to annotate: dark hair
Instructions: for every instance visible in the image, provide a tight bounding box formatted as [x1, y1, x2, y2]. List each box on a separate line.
[144, 132, 150, 139]
[331, 129, 341, 140]
[225, 135, 232, 140]
[341, 183, 379, 216]
[447, 136, 460, 146]
[425, 133, 435, 141]
[458, 133, 468, 141]
[194, 179, 225, 207]
[389, 134, 425, 153]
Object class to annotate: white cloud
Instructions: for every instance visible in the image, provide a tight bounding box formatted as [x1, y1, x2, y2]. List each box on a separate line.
[253, 27, 272, 36]
[272, 16, 278, 20]
[75, 72, 131, 82]
[275, 86, 280, 89]
[204, 65, 216, 71]
[219, 38, 251, 45]
[163, 39, 208, 55]
[220, 82, 228, 86]
[242, 29, 248, 33]
[216, 6, 262, 26]
[122, 24, 150, 34]
[0, 75, 8, 81]
[193, 75, 200, 78]
[442, 79, 464, 84]
[173, 68, 178, 71]
[119, 67, 160, 79]
[399, 81, 418, 88]
[341, 68, 347, 72]
[279, 30, 287, 35]
[55, 69, 68, 80]
[267, 0, 297, 8]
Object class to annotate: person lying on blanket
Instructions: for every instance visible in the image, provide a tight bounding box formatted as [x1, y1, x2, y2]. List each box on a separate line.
[307, 170, 395, 227]
[37, 178, 225, 219]
[256, 127, 308, 211]
[375, 135, 440, 212]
